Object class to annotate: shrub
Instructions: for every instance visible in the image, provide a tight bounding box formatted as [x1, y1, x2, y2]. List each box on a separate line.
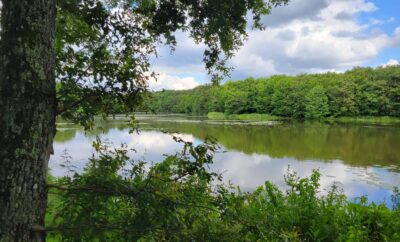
[47, 138, 400, 241]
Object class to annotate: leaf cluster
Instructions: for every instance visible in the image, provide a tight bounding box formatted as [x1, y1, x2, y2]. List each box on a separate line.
[54, 0, 289, 128]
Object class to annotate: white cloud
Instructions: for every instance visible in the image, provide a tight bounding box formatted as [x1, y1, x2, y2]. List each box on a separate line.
[228, 0, 398, 78]
[148, 72, 200, 91]
[262, 0, 331, 27]
[370, 18, 384, 26]
[151, 0, 400, 82]
[382, 59, 399, 67]
[152, 31, 205, 75]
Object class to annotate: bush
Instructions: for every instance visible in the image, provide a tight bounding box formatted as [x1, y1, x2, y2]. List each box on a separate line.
[47, 138, 400, 241]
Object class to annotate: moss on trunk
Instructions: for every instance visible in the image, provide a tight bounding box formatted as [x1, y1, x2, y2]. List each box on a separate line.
[0, 0, 56, 241]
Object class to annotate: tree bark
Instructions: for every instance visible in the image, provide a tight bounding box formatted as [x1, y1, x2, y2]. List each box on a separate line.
[0, 0, 56, 241]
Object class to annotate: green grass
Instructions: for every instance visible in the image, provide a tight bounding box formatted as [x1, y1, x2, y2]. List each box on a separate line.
[208, 112, 283, 121]
[208, 112, 400, 124]
[229, 113, 283, 121]
[329, 116, 400, 124]
[207, 112, 226, 120]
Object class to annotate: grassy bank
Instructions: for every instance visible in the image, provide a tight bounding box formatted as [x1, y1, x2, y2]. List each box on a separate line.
[328, 116, 400, 124]
[208, 112, 400, 124]
[207, 112, 284, 121]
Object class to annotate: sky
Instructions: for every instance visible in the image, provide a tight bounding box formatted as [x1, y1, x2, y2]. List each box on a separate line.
[148, 0, 400, 91]
[0, 0, 398, 91]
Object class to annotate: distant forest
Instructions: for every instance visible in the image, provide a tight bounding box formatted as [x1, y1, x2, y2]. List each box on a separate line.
[145, 66, 400, 119]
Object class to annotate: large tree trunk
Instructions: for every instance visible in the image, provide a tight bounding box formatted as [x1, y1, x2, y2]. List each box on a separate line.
[0, 0, 56, 241]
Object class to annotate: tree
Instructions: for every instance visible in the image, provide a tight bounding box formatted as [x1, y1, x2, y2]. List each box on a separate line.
[147, 67, 400, 119]
[305, 85, 330, 119]
[271, 77, 299, 117]
[0, 1, 57, 241]
[221, 81, 248, 114]
[0, 0, 289, 240]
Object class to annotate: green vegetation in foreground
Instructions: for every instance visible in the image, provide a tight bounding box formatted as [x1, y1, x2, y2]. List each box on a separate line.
[46, 138, 400, 241]
[208, 112, 283, 121]
[147, 66, 400, 120]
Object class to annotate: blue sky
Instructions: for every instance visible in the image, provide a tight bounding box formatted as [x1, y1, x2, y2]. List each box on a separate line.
[145, 0, 400, 90]
[361, 0, 400, 66]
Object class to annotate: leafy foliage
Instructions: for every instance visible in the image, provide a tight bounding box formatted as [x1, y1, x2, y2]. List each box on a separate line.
[54, 0, 289, 128]
[147, 66, 400, 119]
[47, 138, 400, 241]
[305, 85, 330, 119]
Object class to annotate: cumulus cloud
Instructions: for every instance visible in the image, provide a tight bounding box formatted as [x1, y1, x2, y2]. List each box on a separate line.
[150, 0, 400, 83]
[228, 0, 398, 78]
[370, 18, 384, 26]
[276, 30, 296, 41]
[261, 0, 331, 27]
[334, 11, 354, 21]
[382, 59, 399, 67]
[1, 0, 398, 91]
[152, 31, 205, 75]
[147, 72, 200, 91]
[386, 27, 400, 47]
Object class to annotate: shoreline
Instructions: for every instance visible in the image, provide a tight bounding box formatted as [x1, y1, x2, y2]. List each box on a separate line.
[207, 112, 400, 124]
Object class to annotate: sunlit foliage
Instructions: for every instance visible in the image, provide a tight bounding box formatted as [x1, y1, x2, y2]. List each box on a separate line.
[148, 66, 400, 119]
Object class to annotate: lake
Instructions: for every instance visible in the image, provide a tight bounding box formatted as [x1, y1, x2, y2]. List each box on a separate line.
[50, 114, 400, 206]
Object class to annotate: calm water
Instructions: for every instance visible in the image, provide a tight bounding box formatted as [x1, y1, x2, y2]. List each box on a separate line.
[50, 114, 400, 205]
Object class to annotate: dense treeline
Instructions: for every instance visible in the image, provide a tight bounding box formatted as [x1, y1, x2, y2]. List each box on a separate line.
[147, 66, 400, 119]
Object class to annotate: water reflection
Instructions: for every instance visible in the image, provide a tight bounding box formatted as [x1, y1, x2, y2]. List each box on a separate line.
[142, 121, 400, 169]
[50, 116, 400, 205]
